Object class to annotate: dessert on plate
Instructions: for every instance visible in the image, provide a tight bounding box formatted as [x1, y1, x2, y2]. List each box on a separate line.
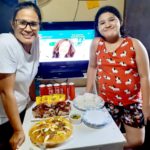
[29, 116, 73, 147]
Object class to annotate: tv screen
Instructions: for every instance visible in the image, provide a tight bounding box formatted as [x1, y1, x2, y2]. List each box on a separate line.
[36, 21, 94, 79]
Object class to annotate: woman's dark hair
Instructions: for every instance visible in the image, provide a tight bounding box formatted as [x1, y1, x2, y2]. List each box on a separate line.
[94, 6, 125, 37]
[12, 1, 42, 23]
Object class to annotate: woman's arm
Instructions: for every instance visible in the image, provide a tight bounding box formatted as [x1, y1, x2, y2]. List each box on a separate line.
[29, 80, 36, 101]
[86, 38, 99, 93]
[132, 38, 150, 123]
[0, 73, 25, 149]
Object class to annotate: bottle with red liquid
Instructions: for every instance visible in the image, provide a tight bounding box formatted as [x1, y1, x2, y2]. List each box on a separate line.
[46, 84, 54, 95]
[68, 82, 75, 100]
[53, 83, 60, 94]
[39, 84, 47, 96]
[60, 82, 68, 100]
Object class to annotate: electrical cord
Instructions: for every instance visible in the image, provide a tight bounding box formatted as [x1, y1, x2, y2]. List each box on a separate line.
[73, 0, 80, 21]
[73, 0, 102, 21]
[37, 0, 51, 7]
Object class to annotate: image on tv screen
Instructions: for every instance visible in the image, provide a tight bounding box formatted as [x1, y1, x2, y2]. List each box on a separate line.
[38, 29, 94, 62]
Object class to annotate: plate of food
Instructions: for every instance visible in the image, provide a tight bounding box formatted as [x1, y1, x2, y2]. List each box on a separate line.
[31, 101, 71, 121]
[29, 116, 73, 148]
[73, 93, 104, 111]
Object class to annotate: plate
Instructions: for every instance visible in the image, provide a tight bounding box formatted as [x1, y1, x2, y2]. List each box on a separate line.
[73, 93, 104, 111]
[82, 109, 111, 128]
[29, 116, 73, 148]
[31, 101, 71, 121]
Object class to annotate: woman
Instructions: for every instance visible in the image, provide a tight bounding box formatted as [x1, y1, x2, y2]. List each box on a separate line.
[52, 39, 75, 58]
[86, 6, 150, 149]
[0, 2, 42, 150]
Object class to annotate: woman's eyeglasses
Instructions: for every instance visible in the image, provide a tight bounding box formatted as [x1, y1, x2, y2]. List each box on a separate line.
[15, 19, 39, 30]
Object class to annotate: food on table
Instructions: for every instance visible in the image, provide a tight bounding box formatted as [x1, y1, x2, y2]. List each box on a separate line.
[73, 93, 104, 111]
[70, 114, 81, 119]
[69, 113, 82, 124]
[36, 94, 66, 105]
[29, 116, 73, 147]
[32, 101, 71, 118]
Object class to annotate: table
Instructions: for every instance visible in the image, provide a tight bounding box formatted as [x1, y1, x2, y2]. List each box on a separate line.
[20, 87, 126, 150]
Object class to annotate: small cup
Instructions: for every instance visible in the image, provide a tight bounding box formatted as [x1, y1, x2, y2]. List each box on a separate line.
[69, 113, 82, 124]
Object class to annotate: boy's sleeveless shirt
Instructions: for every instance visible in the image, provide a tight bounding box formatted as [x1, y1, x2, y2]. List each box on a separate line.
[96, 37, 141, 106]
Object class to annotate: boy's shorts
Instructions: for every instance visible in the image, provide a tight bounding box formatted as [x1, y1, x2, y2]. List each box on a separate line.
[105, 102, 145, 128]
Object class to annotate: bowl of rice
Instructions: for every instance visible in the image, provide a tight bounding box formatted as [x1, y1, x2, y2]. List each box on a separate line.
[73, 93, 104, 111]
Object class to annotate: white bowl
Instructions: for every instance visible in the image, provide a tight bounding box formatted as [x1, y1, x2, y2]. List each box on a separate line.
[82, 109, 111, 128]
[73, 93, 104, 111]
[69, 113, 82, 124]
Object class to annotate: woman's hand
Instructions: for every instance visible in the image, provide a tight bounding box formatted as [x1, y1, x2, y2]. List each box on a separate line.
[9, 130, 25, 150]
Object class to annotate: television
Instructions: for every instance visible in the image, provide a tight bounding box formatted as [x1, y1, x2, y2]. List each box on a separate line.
[36, 21, 94, 79]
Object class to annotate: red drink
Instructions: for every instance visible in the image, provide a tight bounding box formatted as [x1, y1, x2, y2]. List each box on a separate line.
[60, 82, 68, 100]
[68, 82, 75, 100]
[53, 83, 60, 94]
[39, 84, 47, 96]
[46, 84, 54, 95]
